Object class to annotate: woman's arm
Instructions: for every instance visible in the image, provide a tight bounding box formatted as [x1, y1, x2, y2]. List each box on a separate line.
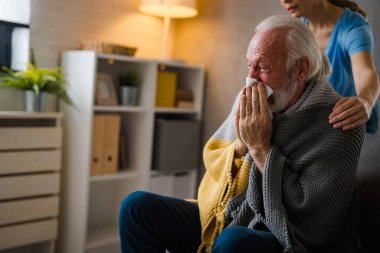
[329, 52, 380, 130]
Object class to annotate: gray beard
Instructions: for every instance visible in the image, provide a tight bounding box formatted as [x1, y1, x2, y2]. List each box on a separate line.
[269, 68, 298, 113]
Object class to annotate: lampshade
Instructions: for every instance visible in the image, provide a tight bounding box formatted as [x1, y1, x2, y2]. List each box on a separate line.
[139, 0, 197, 18]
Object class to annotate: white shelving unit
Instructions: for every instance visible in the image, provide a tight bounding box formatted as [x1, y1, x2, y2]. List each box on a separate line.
[59, 51, 205, 253]
[0, 112, 63, 253]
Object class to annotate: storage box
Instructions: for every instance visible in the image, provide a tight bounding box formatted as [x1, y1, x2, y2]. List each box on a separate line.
[155, 71, 177, 107]
[153, 119, 201, 171]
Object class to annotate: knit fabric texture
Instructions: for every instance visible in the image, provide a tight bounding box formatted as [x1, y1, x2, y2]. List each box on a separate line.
[198, 80, 365, 253]
[197, 88, 253, 252]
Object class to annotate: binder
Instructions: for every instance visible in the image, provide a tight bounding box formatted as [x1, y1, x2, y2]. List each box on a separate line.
[155, 71, 177, 107]
[91, 116, 106, 176]
[103, 115, 121, 174]
[91, 115, 121, 176]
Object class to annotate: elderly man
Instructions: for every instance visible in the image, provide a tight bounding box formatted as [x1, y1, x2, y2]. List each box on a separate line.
[119, 15, 364, 253]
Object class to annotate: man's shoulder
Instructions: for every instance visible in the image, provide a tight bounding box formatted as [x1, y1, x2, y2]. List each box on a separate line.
[299, 80, 340, 111]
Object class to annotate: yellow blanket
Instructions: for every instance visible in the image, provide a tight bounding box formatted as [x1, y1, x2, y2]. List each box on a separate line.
[197, 95, 252, 252]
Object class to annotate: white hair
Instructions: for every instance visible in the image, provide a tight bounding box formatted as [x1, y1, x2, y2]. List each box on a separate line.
[255, 15, 331, 82]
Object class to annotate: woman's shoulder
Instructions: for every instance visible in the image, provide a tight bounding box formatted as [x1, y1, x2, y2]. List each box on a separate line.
[339, 8, 370, 29]
[334, 8, 372, 47]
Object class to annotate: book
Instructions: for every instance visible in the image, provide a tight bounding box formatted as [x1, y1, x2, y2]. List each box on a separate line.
[176, 89, 193, 101]
[177, 100, 194, 108]
[176, 89, 194, 108]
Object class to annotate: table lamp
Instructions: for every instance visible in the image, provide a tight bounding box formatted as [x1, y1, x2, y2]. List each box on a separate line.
[139, 0, 198, 59]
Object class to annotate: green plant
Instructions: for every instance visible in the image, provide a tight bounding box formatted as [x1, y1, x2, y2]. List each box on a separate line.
[0, 63, 74, 106]
[118, 70, 141, 87]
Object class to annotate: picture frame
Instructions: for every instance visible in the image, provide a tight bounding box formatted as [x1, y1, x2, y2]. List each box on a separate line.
[96, 73, 118, 105]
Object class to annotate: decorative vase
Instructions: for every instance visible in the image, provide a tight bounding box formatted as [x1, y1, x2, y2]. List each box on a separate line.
[120, 86, 139, 106]
[24, 90, 46, 112]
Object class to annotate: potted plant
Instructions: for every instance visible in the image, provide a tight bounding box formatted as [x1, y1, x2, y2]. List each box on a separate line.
[0, 63, 74, 112]
[118, 70, 141, 106]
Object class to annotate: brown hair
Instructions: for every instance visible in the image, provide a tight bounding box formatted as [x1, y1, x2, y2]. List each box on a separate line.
[328, 0, 367, 18]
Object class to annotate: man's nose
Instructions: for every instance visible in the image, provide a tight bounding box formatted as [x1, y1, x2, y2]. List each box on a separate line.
[248, 68, 258, 78]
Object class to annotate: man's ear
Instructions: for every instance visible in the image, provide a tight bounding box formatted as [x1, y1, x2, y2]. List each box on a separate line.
[296, 57, 310, 83]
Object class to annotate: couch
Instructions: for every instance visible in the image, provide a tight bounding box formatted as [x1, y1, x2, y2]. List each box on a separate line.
[357, 134, 380, 252]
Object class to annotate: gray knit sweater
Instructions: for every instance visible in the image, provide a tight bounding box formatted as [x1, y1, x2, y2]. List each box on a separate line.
[224, 80, 365, 252]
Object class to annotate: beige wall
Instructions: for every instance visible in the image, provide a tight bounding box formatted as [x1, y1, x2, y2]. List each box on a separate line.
[30, 0, 165, 67]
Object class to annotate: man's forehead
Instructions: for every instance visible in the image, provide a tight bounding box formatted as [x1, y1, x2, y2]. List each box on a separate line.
[246, 29, 288, 61]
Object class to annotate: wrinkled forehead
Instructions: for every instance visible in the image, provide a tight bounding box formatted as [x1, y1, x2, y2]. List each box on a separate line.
[246, 28, 289, 63]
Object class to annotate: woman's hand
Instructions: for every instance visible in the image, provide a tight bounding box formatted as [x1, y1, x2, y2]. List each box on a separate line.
[238, 83, 272, 173]
[329, 96, 371, 130]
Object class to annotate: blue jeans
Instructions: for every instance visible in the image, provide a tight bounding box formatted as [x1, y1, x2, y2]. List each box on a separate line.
[119, 191, 283, 253]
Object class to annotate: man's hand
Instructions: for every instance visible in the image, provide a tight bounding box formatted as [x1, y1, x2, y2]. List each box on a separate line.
[238, 83, 272, 173]
[329, 96, 371, 131]
[234, 101, 248, 158]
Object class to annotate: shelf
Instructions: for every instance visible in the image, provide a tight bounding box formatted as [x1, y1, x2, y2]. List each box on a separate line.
[86, 225, 119, 250]
[90, 170, 142, 182]
[94, 105, 145, 113]
[60, 50, 204, 253]
[96, 53, 204, 70]
[0, 111, 64, 119]
[96, 53, 152, 64]
[156, 59, 204, 69]
[155, 107, 198, 114]
[150, 168, 197, 176]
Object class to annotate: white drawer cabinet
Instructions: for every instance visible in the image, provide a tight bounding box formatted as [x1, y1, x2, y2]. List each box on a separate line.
[0, 112, 63, 253]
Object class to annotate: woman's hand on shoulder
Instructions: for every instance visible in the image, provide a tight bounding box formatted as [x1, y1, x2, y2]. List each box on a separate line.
[329, 96, 371, 130]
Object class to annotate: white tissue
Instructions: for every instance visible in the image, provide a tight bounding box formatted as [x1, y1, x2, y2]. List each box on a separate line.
[245, 77, 274, 98]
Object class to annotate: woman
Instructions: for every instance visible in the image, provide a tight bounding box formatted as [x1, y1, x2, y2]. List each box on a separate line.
[279, 0, 380, 133]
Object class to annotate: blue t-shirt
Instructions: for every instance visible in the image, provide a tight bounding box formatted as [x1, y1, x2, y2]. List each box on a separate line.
[302, 8, 378, 133]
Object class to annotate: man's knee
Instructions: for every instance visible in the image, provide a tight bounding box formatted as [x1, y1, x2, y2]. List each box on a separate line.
[212, 227, 282, 253]
[212, 227, 246, 252]
[120, 191, 154, 221]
